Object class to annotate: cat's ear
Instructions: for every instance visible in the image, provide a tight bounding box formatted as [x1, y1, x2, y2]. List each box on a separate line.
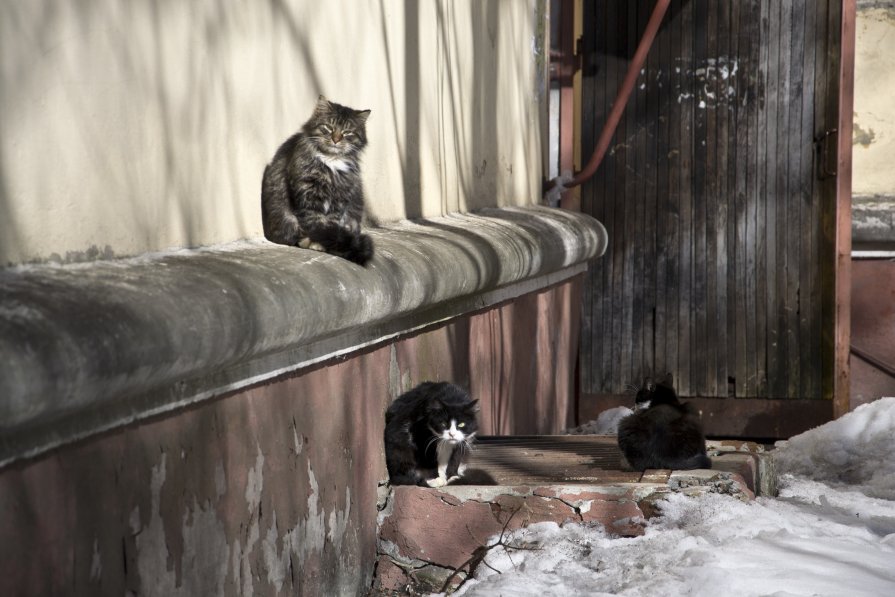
[662, 372, 674, 386]
[643, 377, 654, 392]
[355, 109, 371, 124]
[466, 399, 480, 413]
[315, 95, 331, 113]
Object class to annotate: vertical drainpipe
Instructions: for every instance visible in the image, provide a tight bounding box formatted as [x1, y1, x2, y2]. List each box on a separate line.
[545, 0, 672, 205]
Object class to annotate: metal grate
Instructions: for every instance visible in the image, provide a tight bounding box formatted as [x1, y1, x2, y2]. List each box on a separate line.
[467, 435, 640, 485]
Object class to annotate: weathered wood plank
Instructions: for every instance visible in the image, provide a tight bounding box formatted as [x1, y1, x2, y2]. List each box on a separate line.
[703, 0, 719, 397]
[643, 0, 661, 381]
[737, 2, 759, 397]
[677, 0, 694, 395]
[796, 0, 815, 400]
[810, 0, 830, 401]
[654, 0, 674, 377]
[772, 2, 794, 398]
[713, 0, 731, 397]
[690, 0, 708, 396]
[618, 0, 640, 392]
[733, 0, 749, 397]
[609, 0, 631, 393]
[663, 0, 683, 388]
[580, 4, 607, 388]
[630, 0, 649, 387]
[763, 0, 781, 398]
[596, 0, 614, 393]
[754, 0, 771, 398]
[784, 0, 806, 398]
[798, 0, 818, 399]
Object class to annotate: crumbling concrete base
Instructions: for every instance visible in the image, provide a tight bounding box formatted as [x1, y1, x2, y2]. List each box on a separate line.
[372, 469, 755, 594]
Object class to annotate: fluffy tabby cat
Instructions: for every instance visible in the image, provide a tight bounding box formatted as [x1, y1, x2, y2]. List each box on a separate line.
[261, 96, 374, 265]
[617, 373, 712, 471]
[384, 382, 479, 487]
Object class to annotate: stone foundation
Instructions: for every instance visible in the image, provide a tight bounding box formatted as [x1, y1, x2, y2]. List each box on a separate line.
[372, 466, 757, 594]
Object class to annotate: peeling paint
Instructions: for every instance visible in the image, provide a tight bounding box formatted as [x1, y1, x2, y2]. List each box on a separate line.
[673, 57, 741, 110]
[292, 425, 304, 455]
[133, 453, 231, 597]
[233, 447, 264, 597]
[388, 345, 401, 401]
[327, 488, 352, 553]
[245, 447, 264, 514]
[261, 512, 289, 593]
[258, 460, 354, 594]
[179, 499, 230, 597]
[214, 463, 226, 498]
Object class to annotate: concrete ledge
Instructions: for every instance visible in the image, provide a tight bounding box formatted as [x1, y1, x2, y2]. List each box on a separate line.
[0, 206, 606, 468]
[853, 194, 895, 245]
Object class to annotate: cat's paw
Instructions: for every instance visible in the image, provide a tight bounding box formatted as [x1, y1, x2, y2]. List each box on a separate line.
[426, 477, 447, 488]
[297, 238, 326, 252]
[446, 475, 462, 485]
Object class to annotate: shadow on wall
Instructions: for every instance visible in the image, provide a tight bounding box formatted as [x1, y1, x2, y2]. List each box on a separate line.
[0, 152, 19, 267]
[0, 1, 539, 266]
[0, 2, 288, 264]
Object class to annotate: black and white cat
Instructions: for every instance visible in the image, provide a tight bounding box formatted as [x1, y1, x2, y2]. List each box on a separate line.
[384, 382, 479, 487]
[617, 373, 712, 471]
[260, 95, 374, 265]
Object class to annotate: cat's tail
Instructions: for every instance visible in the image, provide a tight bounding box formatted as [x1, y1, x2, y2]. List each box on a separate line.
[306, 222, 374, 266]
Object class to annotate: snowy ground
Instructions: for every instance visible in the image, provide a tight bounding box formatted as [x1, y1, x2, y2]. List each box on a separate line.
[446, 398, 895, 597]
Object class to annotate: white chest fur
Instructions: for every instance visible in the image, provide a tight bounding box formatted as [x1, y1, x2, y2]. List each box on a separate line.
[317, 154, 351, 173]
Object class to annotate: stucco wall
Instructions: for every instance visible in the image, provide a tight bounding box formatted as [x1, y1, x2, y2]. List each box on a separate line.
[0, 277, 581, 597]
[854, 2, 895, 202]
[0, 0, 547, 266]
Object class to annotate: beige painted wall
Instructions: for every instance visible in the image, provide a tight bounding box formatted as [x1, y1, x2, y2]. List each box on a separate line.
[853, 1, 895, 197]
[0, 0, 546, 266]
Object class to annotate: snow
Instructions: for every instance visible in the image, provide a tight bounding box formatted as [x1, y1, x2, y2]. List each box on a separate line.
[566, 406, 632, 436]
[445, 398, 895, 597]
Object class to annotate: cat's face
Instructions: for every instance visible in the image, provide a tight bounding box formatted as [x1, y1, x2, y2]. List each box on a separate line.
[634, 373, 677, 411]
[427, 400, 479, 445]
[305, 96, 370, 157]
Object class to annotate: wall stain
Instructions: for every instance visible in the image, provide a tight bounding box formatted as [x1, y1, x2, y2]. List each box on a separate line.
[853, 121, 877, 147]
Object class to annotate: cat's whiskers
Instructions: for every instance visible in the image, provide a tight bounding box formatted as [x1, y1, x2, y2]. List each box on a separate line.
[424, 435, 440, 454]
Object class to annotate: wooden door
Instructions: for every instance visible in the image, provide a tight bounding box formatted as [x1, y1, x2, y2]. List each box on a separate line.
[578, 0, 853, 435]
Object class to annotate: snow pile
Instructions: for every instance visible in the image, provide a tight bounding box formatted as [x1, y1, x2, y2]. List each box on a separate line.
[566, 406, 631, 435]
[444, 398, 895, 597]
[773, 397, 895, 500]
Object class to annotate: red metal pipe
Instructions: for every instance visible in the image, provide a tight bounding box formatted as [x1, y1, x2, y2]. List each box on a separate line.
[546, 0, 671, 196]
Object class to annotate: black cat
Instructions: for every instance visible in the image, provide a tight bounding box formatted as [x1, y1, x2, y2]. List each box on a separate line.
[261, 95, 374, 265]
[384, 382, 479, 487]
[617, 373, 712, 471]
